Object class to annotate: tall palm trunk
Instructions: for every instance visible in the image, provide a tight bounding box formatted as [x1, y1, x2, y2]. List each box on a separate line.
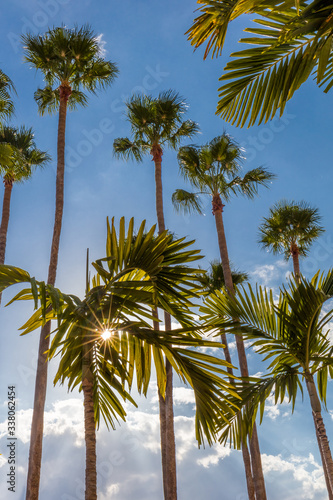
[292, 260, 333, 499]
[26, 87, 70, 500]
[213, 194, 267, 500]
[0, 178, 13, 266]
[82, 342, 97, 500]
[152, 144, 177, 500]
[305, 373, 333, 497]
[291, 243, 300, 280]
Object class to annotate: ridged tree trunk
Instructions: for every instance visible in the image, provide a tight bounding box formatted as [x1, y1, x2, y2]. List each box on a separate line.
[82, 343, 97, 500]
[152, 143, 177, 500]
[213, 194, 267, 500]
[305, 373, 333, 497]
[26, 85, 70, 500]
[291, 243, 301, 281]
[291, 258, 333, 499]
[0, 178, 13, 266]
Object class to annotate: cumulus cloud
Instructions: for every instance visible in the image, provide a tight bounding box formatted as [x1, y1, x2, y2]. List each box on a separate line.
[250, 260, 290, 286]
[263, 453, 326, 499]
[197, 444, 231, 468]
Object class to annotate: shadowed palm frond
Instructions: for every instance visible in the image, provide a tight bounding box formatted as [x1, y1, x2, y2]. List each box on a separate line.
[172, 189, 205, 215]
[113, 137, 145, 162]
[0, 126, 50, 182]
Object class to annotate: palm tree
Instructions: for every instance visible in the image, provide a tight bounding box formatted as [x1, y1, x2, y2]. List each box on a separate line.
[113, 90, 198, 500]
[258, 200, 324, 280]
[0, 217, 238, 500]
[186, 1, 333, 126]
[172, 133, 274, 500]
[200, 260, 249, 295]
[0, 126, 50, 267]
[202, 270, 333, 498]
[22, 25, 118, 500]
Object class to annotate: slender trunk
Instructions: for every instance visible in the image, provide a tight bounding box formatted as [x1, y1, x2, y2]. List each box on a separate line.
[220, 330, 255, 499]
[305, 373, 333, 498]
[291, 243, 301, 281]
[152, 145, 177, 500]
[0, 179, 13, 265]
[26, 90, 69, 500]
[213, 196, 267, 500]
[0, 180, 13, 305]
[82, 343, 97, 500]
[154, 308, 168, 500]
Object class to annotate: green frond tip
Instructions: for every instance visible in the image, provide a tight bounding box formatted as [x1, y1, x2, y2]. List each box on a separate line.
[172, 189, 204, 215]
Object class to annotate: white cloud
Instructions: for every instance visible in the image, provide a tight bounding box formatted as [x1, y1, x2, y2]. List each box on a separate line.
[263, 453, 326, 499]
[173, 387, 195, 406]
[95, 33, 107, 57]
[0, 399, 84, 447]
[197, 444, 231, 468]
[250, 260, 290, 286]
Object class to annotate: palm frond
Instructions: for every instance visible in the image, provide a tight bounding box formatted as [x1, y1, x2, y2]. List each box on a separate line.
[172, 189, 205, 215]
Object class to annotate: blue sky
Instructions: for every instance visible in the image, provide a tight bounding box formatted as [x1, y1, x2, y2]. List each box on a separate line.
[0, 0, 333, 499]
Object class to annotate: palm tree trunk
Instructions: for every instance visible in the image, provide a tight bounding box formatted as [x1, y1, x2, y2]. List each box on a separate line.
[291, 243, 301, 281]
[220, 330, 255, 500]
[213, 196, 267, 500]
[0, 179, 13, 266]
[305, 373, 333, 498]
[153, 147, 177, 500]
[0, 179, 13, 305]
[153, 308, 168, 500]
[82, 343, 97, 500]
[26, 92, 68, 500]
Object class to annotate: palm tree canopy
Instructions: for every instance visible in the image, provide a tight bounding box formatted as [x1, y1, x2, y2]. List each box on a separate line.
[258, 200, 325, 259]
[200, 260, 249, 295]
[201, 270, 333, 447]
[186, 1, 332, 126]
[0, 126, 50, 184]
[172, 133, 274, 214]
[0, 217, 241, 446]
[22, 25, 119, 114]
[186, 0, 270, 59]
[113, 90, 199, 161]
[0, 70, 15, 124]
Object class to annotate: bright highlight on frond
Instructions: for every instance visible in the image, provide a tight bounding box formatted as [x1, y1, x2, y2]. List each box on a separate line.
[101, 328, 113, 340]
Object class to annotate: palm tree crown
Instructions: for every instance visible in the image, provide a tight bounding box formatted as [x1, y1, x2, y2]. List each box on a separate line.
[172, 133, 274, 215]
[200, 260, 249, 295]
[258, 200, 324, 260]
[22, 25, 118, 114]
[113, 90, 199, 163]
[0, 126, 50, 184]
